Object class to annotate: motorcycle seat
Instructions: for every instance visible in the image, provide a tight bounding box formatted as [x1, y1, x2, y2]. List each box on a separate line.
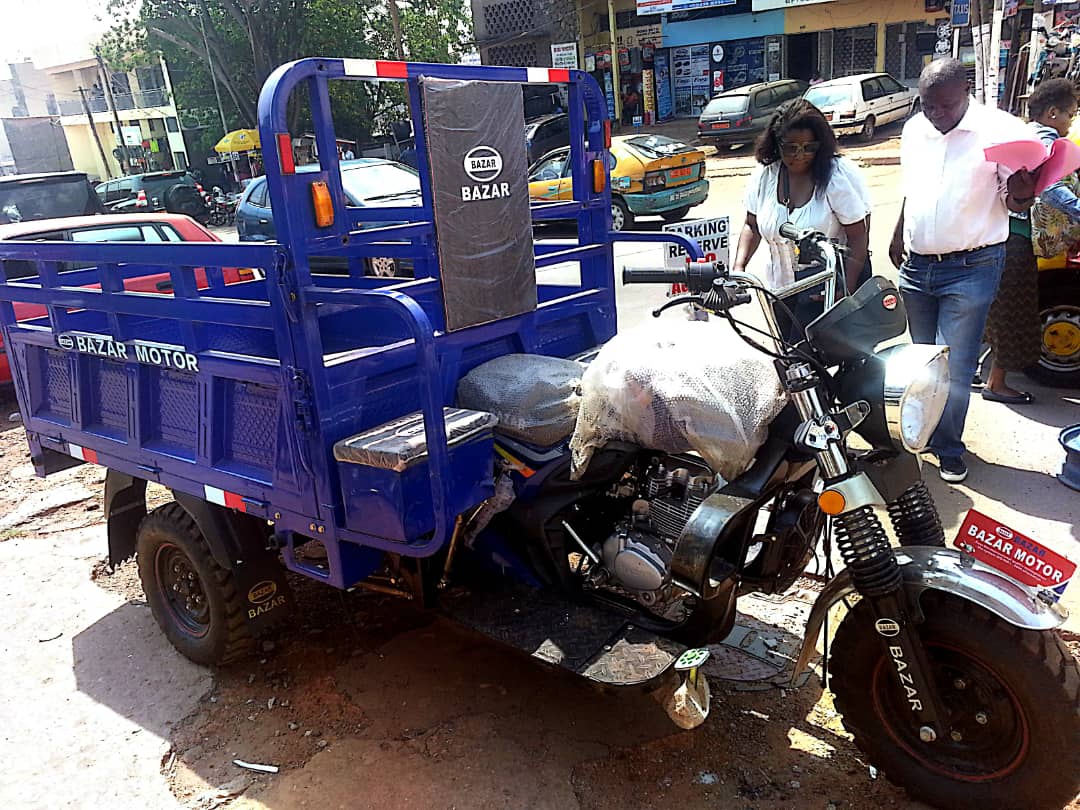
[457, 354, 584, 447]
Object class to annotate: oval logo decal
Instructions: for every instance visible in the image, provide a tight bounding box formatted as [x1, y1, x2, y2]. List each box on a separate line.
[997, 526, 1014, 540]
[882, 293, 898, 311]
[463, 146, 503, 183]
[248, 580, 278, 604]
[875, 618, 901, 637]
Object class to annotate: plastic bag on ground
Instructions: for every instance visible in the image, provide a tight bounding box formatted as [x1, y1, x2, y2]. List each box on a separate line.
[569, 320, 788, 481]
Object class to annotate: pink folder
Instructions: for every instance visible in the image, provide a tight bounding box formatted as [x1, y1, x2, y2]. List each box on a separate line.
[984, 138, 1080, 195]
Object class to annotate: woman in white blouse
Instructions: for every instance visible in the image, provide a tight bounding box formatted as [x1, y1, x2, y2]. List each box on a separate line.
[732, 99, 872, 329]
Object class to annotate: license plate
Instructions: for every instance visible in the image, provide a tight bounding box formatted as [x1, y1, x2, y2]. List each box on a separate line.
[671, 189, 694, 201]
[669, 166, 693, 178]
[711, 122, 730, 129]
[953, 509, 1076, 600]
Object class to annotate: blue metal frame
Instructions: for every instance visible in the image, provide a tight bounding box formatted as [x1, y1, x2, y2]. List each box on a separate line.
[0, 58, 705, 591]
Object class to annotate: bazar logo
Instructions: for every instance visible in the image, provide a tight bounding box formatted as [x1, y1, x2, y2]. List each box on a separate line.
[875, 619, 901, 637]
[248, 580, 278, 604]
[461, 145, 510, 201]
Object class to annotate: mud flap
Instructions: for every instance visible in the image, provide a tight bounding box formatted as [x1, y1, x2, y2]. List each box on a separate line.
[229, 556, 294, 636]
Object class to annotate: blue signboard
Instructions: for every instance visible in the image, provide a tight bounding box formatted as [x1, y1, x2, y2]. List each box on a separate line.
[952, 1, 970, 26]
[655, 50, 673, 121]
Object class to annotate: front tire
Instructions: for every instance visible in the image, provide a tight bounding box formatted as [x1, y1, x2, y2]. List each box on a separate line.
[137, 503, 254, 666]
[829, 590, 1080, 810]
[1025, 271, 1080, 388]
[365, 256, 405, 278]
[860, 115, 877, 142]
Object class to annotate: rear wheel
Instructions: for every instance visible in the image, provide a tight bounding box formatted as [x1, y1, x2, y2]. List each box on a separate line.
[1026, 272, 1080, 388]
[661, 206, 692, 223]
[611, 197, 633, 232]
[829, 591, 1080, 810]
[365, 256, 404, 278]
[860, 115, 877, 142]
[137, 503, 254, 666]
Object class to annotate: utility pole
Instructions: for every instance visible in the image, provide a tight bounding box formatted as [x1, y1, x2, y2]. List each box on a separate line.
[388, 0, 406, 60]
[608, 0, 621, 126]
[94, 49, 131, 174]
[78, 86, 113, 180]
[199, 11, 230, 138]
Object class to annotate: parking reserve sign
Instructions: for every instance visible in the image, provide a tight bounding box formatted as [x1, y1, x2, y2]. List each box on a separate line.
[663, 216, 729, 269]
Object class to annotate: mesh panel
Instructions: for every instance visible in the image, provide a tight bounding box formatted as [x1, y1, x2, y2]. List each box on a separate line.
[457, 354, 583, 447]
[488, 42, 539, 67]
[483, 0, 536, 39]
[569, 322, 787, 482]
[833, 25, 877, 78]
[227, 381, 277, 469]
[884, 24, 904, 78]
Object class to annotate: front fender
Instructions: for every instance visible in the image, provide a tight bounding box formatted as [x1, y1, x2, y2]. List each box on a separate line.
[790, 547, 1069, 686]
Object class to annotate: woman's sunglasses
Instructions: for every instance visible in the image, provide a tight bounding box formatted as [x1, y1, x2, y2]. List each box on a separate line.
[780, 141, 821, 158]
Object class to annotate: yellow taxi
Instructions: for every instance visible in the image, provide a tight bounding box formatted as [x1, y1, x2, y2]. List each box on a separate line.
[527, 134, 708, 231]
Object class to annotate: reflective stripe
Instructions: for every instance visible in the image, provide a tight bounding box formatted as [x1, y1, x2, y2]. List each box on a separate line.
[342, 59, 377, 76]
[68, 443, 98, 464]
[204, 485, 247, 512]
[342, 59, 409, 79]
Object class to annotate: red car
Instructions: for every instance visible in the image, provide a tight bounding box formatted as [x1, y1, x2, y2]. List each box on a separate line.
[0, 213, 256, 384]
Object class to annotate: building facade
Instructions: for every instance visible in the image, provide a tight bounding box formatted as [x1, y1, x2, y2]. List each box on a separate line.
[573, 0, 948, 122]
[47, 56, 189, 181]
[471, 0, 580, 67]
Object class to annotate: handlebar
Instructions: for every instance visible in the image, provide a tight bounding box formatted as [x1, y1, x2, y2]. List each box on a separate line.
[622, 260, 726, 293]
[778, 222, 800, 241]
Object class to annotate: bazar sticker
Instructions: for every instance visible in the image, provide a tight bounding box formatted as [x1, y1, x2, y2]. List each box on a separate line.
[953, 509, 1076, 599]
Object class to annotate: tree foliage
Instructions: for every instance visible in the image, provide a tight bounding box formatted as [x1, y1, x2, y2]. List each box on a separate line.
[97, 0, 472, 144]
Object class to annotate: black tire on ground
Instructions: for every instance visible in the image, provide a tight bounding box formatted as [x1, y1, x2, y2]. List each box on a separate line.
[365, 257, 406, 278]
[611, 197, 633, 232]
[909, 99, 921, 119]
[829, 590, 1080, 810]
[860, 115, 877, 142]
[1024, 271, 1080, 389]
[660, 206, 692, 223]
[136, 502, 254, 666]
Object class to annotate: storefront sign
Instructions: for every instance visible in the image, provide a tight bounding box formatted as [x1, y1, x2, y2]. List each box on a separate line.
[664, 217, 730, 269]
[643, 69, 656, 116]
[637, 0, 734, 14]
[551, 42, 579, 70]
[951, 1, 970, 26]
[654, 51, 673, 121]
[712, 71, 725, 93]
[751, 0, 834, 9]
[585, 54, 596, 72]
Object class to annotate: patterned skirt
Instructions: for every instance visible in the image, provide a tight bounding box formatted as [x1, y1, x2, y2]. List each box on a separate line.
[984, 232, 1042, 372]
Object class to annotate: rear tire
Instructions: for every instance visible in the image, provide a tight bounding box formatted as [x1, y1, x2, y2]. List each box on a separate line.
[365, 257, 405, 278]
[611, 197, 633, 232]
[1025, 272, 1080, 388]
[661, 206, 692, 223]
[137, 503, 254, 666]
[860, 115, 877, 142]
[829, 591, 1080, 810]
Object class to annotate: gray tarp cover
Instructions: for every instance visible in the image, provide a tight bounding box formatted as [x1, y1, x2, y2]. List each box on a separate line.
[421, 78, 537, 331]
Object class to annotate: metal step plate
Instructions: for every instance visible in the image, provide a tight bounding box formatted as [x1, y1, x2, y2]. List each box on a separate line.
[441, 585, 685, 687]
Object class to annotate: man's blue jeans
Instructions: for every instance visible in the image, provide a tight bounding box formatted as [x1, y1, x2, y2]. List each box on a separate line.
[899, 243, 1005, 460]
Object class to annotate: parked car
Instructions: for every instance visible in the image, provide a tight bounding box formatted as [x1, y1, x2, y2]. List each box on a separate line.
[236, 158, 421, 277]
[0, 171, 107, 224]
[0, 213, 257, 384]
[525, 113, 570, 164]
[95, 171, 209, 222]
[528, 134, 708, 231]
[697, 79, 808, 146]
[804, 72, 918, 141]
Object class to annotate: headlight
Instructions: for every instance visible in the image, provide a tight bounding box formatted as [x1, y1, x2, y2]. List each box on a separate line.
[882, 344, 950, 453]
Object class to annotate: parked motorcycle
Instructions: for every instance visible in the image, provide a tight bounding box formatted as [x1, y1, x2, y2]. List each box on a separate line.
[450, 223, 1079, 809]
[207, 186, 238, 227]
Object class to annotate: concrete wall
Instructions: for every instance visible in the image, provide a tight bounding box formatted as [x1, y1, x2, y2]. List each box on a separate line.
[1, 117, 74, 174]
[62, 121, 121, 182]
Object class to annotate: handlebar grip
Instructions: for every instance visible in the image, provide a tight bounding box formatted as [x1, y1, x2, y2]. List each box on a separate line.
[622, 266, 687, 285]
[779, 222, 800, 240]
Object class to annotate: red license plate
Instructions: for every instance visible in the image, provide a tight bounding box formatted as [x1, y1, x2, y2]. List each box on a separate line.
[669, 166, 693, 178]
[711, 122, 730, 129]
[953, 509, 1076, 600]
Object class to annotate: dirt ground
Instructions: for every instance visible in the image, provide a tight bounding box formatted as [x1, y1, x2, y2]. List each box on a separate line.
[0, 384, 1076, 810]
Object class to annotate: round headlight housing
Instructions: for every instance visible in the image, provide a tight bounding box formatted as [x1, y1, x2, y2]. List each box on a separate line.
[882, 344, 950, 453]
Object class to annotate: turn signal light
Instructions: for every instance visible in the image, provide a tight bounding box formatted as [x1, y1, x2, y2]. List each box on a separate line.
[311, 181, 334, 228]
[817, 489, 847, 515]
[592, 159, 607, 194]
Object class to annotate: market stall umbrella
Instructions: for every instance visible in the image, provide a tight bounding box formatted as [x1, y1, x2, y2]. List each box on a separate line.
[213, 129, 261, 153]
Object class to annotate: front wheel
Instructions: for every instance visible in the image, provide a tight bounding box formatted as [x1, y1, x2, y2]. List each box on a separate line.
[859, 115, 876, 142]
[829, 590, 1080, 810]
[611, 197, 633, 232]
[1025, 273, 1080, 388]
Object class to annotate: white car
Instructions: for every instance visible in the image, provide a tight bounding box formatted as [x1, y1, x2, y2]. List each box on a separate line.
[803, 73, 918, 141]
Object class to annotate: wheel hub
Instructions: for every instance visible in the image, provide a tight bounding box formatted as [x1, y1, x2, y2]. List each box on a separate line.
[156, 544, 210, 636]
[1040, 305, 1080, 369]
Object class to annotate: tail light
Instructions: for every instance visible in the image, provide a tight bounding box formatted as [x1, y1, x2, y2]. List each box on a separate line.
[195, 183, 204, 193]
[839, 110, 857, 120]
[238, 268, 256, 281]
[643, 170, 666, 190]
[136, 189, 148, 208]
[735, 115, 752, 127]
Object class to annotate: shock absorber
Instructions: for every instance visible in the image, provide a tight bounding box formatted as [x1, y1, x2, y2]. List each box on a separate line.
[833, 506, 903, 598]
[886, 482, 945, 548]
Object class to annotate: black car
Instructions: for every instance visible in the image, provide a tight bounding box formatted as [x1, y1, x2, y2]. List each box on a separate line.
[0, 171, 107, 224]
[95, 170, 204, 216]
[526, 113, 570, 165]
[697, 79, 808, 146]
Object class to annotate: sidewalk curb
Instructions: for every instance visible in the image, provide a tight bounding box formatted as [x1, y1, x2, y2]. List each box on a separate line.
[857, 155, 900, 166]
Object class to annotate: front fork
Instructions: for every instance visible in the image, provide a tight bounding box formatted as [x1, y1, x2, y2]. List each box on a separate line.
[785, 363, 951, 741]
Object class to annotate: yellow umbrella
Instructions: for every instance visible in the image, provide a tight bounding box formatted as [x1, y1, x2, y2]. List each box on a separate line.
[213, 129, 261, 153]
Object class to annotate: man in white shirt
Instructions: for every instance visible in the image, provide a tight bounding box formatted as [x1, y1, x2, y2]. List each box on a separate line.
[889, 59, 1037, 484]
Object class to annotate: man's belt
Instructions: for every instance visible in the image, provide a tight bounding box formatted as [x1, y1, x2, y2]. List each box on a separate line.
[909, 242, 1004, 264]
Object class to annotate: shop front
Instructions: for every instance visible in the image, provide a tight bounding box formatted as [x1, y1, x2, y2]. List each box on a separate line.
[584, 22, 664, 125]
